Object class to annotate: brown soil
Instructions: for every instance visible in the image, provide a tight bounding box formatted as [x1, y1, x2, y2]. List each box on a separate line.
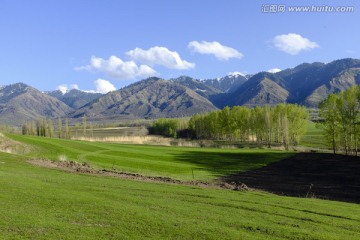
[223, 153, 360, 203]
[28, 159, 220, 189]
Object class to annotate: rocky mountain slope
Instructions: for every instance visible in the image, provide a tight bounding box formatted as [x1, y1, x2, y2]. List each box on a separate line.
[70, 77, 218, 120]
[202, 73, 248, 93]
[0, 83, 72, 125]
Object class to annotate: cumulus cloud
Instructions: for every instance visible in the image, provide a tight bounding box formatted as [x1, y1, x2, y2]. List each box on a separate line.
[126, 46, 195, 70]
[267, 68, 282, 73]
[57, 85, 68, 94]
[272, 33, 319, 55]
[56, 84, 79, 94]
[94, 79, 116, 94]
[75, 55, 158, 80]
[188, 41, 243, 60]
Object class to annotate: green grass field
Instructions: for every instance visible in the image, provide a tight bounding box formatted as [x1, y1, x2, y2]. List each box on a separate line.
[1, 151, 359, 239]
[9, 134, 294, 181]
[1, 134, 360, 239]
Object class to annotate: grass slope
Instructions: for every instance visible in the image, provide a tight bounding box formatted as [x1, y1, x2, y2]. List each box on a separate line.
[1, 151, 359, 239]
[9, 134, 294, 181]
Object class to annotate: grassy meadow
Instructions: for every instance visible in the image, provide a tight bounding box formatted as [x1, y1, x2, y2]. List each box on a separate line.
[0, 130, 359, 239]
[1, 150, 359, 239]
[9, 134, 294, 181]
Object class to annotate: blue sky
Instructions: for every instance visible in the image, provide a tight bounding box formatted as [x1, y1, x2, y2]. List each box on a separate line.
[0, 0, 359, 92]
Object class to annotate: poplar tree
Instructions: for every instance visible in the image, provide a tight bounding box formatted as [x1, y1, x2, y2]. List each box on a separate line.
[47, 119, 54, 138]
[65, 118, 70, 139]
[57, 117, 62, 138]
[319, 94, 340, 154]
[82, 116, 87, 137]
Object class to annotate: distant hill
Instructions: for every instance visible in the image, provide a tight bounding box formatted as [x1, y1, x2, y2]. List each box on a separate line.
[47, 89, 103, 109]
[70, 77, 218, 120]
[0, 83, 72, 125]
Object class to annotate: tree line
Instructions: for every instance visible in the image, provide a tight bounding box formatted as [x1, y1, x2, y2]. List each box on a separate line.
[149, 118, 189, 138]
[318, 85, 360, 155]
[151, 104, 309, 149]
[22, 116, 91, 139]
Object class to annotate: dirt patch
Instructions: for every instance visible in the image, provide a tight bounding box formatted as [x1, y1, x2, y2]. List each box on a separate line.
[28, 159, 241, 190]
[222, 153, 360, 203]
[30, 159, 97, 174]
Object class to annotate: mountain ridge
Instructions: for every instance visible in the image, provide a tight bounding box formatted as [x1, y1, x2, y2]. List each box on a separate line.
[70, 77, 218, 121]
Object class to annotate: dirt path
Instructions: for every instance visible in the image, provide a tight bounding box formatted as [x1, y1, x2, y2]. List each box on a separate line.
[223, 153, 360, 203]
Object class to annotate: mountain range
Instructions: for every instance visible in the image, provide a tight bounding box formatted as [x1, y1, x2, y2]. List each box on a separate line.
[228, 58, 360, 107]
[1, 58, 360, 126]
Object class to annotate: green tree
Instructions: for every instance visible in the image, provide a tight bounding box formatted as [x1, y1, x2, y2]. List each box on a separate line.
[287, 104, 309, 145]
[319, 94, 340, 154]
[65, 118, 70, 139]
[47, 119, 54, 138]
[57, 118, 62, 138]
[82, 116, 87, 137]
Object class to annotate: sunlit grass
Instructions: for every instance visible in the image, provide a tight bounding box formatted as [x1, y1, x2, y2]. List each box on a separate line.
[9, 134, 293, 181]
[0, 151, 359, 239]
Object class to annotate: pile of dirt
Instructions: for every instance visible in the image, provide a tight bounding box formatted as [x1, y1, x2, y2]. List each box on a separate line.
[222, 153, 360, 203]
[220, 182, 249, 191]
[30, 159, 98, 174]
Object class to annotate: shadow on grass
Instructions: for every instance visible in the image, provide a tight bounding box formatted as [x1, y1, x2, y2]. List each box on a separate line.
[222, 152, 360, 203]
[173, 150, 293, 177]
[174, 150, 360, 203]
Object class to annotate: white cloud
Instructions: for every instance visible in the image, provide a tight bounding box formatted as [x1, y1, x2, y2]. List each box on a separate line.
[228, 71, 246, 77]
[272, 33, 319, 55]
[57, 85, 68, 94]
[56, 84, 79, 94]
[94, 79, 116, 94]
[126, 46, 195, 70]
[75, 55, 158, 80]
[267, 68, 282, 73]
[188, 41, 243, 60]
[70, 84, 79, 90]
